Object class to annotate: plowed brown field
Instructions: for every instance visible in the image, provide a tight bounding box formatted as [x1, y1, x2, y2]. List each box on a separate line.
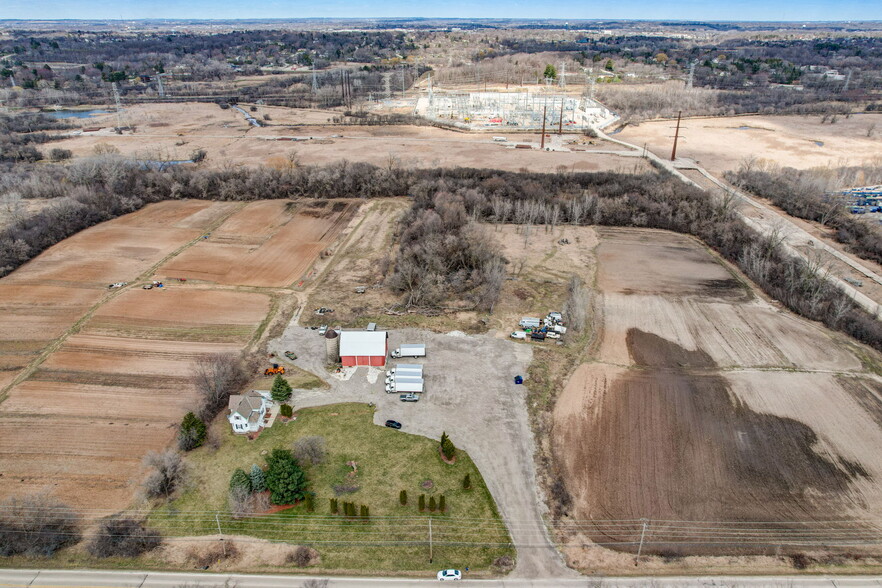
[0, 200, 284, 509]
[159, 200, 358, 287]
[553, 228, 882, 557]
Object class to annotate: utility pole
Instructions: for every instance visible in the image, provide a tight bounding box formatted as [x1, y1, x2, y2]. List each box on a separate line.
[670, 110, 682, 161]
[540, 104, 547, 149]
[635, 519, 648, 566]
[428, 517, 433, 563]
[215, 514, 227, 557]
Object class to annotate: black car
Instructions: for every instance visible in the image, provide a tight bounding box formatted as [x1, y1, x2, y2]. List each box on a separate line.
[385, 420, 402, 430]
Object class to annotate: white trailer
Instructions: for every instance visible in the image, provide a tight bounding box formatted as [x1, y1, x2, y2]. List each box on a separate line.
[385, 364, 423, 378]
[385, 375, 424, 386]
[519, 317, 542, 328]
[391, 344, 426, 358]
[385, 379, 425, 394]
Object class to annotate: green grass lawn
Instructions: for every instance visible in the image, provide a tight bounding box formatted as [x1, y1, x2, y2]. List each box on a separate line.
[150, 403, 513, 573]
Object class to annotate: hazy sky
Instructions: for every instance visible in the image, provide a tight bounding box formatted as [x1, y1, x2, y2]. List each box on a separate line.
[2, 0, 881, 22]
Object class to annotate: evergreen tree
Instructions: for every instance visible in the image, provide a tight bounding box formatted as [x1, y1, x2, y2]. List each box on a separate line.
[264, 448, 307, 504]
[250, 464, 266, 493]
[440, 431, 457, 460]
[178, 412, 207, 451]
[439, 495, 446, 513]
[280, 403, 293, 418]
[428, 496, 437, 512]
[399, 489, 407, 506]
[270, 374, 292, 402]
[229, 468, 251, 494]
[543, 64, 557, 80]
[418, 494, 425, 512]
[462, 473, 471, 490]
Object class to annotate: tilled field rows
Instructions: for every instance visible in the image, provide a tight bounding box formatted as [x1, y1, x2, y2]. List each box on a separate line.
[554, 228, 882, 558]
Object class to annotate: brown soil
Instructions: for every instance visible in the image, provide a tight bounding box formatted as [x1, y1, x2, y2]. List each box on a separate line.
[51, 101, 649, 173]
[159, 200, 359, 287]
[553, 227, 882, 560]
[616, 113, 882, 175]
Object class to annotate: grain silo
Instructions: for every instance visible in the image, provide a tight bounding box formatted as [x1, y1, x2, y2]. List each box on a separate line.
[325, 328, 340, 363]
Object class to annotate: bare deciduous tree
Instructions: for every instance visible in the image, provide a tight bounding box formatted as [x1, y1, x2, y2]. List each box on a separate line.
[192, 353, 249, 420]
[88, 513, 161, 558]
[293, 436, 327, 465]
[563, 275, 590, 333]
[142, 450, 187, 501]
[0, 494, 81, 556]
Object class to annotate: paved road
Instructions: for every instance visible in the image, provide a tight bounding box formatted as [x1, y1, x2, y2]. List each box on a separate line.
[270, 326, 578, 580]
[3, 569, 882, 587]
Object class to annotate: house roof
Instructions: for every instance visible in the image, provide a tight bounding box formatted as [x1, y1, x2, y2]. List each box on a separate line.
[339, 330, 387, 357]
[228, 391, 265, 419]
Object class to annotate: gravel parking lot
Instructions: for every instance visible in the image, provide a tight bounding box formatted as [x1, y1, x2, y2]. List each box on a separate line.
[270, 324, 577, 579]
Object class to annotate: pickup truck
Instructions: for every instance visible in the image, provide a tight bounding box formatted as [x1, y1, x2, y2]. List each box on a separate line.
[399, 393, 420, 402]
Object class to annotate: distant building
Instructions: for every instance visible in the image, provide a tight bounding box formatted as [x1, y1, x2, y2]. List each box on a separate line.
[338, 330, 388, 367]
[227, 390, 270, 434]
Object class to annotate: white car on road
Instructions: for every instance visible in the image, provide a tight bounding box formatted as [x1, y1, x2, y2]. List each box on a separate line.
[437, 569, 461, 581]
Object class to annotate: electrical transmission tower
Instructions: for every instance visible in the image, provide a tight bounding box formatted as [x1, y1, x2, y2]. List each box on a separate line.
[687, 61, 696, 90]
[111, 82, 123, 129]
[559, 61, 566, 88]
[842, 69, 853, 93]
[312, 62, 318, 94]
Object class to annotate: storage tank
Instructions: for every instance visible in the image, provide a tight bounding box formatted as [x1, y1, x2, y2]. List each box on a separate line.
[325, 328, 340, 363]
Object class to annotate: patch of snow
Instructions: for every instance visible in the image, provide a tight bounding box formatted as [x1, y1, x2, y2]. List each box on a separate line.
[446, 330, 468, 338]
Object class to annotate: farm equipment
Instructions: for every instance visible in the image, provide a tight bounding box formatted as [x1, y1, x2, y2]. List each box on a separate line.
[264, 364, 286, 376]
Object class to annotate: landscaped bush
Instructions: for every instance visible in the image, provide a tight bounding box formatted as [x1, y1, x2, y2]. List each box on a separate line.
[280, 403, 293, 418]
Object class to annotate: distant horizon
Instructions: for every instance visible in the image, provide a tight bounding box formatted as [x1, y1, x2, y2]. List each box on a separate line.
[2, 1, 881, 23]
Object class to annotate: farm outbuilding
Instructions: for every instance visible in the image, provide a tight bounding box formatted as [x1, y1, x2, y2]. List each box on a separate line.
[339, 330, 388, 367]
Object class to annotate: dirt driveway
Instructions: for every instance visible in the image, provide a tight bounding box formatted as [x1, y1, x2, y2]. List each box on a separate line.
[270, 324, 578, 579]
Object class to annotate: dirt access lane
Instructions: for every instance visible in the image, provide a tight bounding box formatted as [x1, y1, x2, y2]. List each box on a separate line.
[270, 325, 579, 580]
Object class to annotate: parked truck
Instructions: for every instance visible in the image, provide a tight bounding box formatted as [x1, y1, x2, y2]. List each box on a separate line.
[385, 379, 425, 394]
[391, 344, 426, 359]
[519, 317, 542, 329]
[385, 374, 424, 386]
[385, 364, 423, 378]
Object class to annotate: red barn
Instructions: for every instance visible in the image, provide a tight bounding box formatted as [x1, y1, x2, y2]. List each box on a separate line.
[339, 330, 388, 367]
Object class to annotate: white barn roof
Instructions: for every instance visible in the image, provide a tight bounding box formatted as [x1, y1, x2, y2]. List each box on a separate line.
[339, 330, 387, 357]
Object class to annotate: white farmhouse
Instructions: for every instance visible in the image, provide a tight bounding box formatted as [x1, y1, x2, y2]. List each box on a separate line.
[227, 390, 271, 434]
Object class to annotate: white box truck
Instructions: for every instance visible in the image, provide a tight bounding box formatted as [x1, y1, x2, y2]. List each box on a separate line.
[519, 317, 542, 329]
[391, 344, 426, 358]
[385, 380, 425, 394]
[385, 374, 424, 386]
[385, 364, 423, 378]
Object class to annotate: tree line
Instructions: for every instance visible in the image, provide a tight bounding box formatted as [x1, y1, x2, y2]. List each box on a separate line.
[3, 159, 882, 353]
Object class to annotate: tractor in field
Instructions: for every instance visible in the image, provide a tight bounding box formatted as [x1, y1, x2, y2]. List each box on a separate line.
[264, 364, 286, 376]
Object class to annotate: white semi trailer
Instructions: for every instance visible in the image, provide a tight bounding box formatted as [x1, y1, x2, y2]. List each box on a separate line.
[390, 344, 426, 358]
